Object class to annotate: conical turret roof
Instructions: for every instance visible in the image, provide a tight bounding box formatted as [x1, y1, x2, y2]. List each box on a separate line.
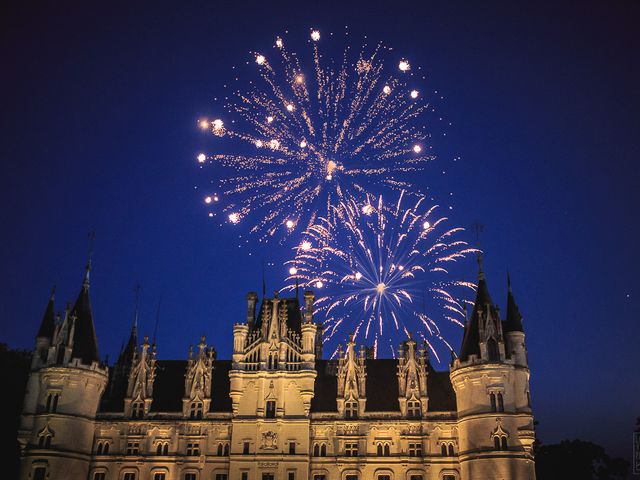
[36, 288, 56, 339]
[70, 263, 100, 364]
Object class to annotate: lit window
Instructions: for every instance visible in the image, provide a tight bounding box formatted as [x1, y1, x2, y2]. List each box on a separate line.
[345, 401, 358, 419]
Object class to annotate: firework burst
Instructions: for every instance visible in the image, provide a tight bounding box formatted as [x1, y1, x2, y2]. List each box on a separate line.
[283, 191, 478, 360]
[197, 29, 440, 239]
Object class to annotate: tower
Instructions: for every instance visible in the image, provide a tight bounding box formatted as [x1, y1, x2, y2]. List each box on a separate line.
[18, 262, 108, 480]
[228, 291, 318, 480]
[450, 259, 536, 479]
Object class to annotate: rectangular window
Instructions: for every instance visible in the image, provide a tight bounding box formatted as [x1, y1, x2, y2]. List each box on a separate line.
[408, 442, 423, 457]
[126, 442, 139, 455]
[289, 441, 296, 454]
[94, 474, 106, 480]
[443, 476, 456, 480]
[241, 473, 248, 480]
[243, 441, 250, 454]
[123, 474, 136, 480]
[378, 476, 391, 480]
[288, 472, 295, 480]
[215, 475, 228, 480]
[410, 476, 423, 480]
[265, 400, 276, 418]
[262, 474, 275, 480]
[344, 442, 358, 457]
[153, 474, 166, 480]
[313, 476, 326, 480]
[346, 475, 359, 480]
[186, 442, 200, 456]
[184, 474, 197, 480]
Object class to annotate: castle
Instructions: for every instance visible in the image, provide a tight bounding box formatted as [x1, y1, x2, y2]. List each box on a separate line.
[18, 260, 536, 480]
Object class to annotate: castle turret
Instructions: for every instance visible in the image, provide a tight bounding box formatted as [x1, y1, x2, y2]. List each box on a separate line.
[450, 259, 536, 479]
[19, 262, 108, 480]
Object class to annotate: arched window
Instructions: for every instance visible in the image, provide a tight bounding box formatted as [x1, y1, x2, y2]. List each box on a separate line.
[441, 443, 447, 456]
[45, 393, 59, 413]
[447, 444, 454, 456]
[383, 444, 390, 456]
[223, 443, 229, 456]
[494, 436, 501, 450]
[487, 338, 499, 361]
[320, 444, 326, 456]
[157, 442, 170, 455]
[501, 437, 508, 450]
[97, 442, 104, 455]
[104, 442, 110, 454]
[38, 434, 52, 448]
[407, 400, 421, 418]
[497, 393, 504, 412]
[377, 444, 383, 456]
[313, 444, 320, 456]
[345, 401, 358, 419]
[265, 400, 276, 418]
[489, 393, 497, 412]
[190, 402, 203, 419]
[217, 443, 223, 456]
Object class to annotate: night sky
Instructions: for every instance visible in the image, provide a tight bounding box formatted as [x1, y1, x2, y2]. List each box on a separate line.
[2, 0, 638, 460]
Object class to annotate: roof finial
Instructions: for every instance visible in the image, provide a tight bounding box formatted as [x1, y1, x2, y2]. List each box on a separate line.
[50, 285, 56, 301]
[83, 230, 96, 290]
[507, 271, 512, 292]
[471, 222, 485, 281]
[477, 252, 485, 281]
[132, 282, 141, 330]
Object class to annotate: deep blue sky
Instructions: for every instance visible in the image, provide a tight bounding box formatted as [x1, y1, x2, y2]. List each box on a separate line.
[1, 0, 638, 459]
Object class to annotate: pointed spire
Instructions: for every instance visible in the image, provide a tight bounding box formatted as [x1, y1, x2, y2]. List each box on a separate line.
[504, 273, 524, 332]
[459, 253, 499, 361]
[36, 286, 56, 339]
[70, 259, 100, 364]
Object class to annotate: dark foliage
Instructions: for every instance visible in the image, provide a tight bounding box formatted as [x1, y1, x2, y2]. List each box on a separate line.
[535, 439, 629, 480]
[0, 344, 31, 480]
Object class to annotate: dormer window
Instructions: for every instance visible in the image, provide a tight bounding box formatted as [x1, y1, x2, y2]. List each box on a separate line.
[189, 401, 203, 419]
[132, 401, 144, 419]
[407, 399, 421, 418]
[345, 400, 358, 419]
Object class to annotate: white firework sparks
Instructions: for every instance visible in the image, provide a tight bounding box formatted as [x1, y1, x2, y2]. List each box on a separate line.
[284, 191, 478, 360]
[197, 29, 437, 240]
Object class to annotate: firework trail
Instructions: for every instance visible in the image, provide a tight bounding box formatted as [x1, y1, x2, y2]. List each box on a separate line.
[283, 190, 478, 360]
[197, 29, 440, 240]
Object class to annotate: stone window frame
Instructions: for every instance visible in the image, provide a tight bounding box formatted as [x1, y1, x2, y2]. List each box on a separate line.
[407, 441, 423, 457]
[95, 439, 111, 455]
[375, 441, 391, 456]
[154, 440, 170, 456]
[189, 401, 203, 419]
[344, 441, 359, 457]
[486, 387, 505, 413]
[185, 441, 200, 456]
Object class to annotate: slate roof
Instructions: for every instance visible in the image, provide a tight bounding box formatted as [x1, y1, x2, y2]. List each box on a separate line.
[100, 359, 456, 415]
[70, 278, 100, 365]
[36, 292, 56, 340]
[459, 272, 500, 361]
[504, 284, 524, 333]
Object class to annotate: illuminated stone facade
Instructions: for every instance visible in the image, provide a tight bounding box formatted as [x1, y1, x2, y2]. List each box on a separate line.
[18, 265, 536, 480]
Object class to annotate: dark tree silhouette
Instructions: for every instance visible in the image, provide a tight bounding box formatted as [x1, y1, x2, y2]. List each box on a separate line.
[0, 343, 31, 480]
[535, 439, 629, 480]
